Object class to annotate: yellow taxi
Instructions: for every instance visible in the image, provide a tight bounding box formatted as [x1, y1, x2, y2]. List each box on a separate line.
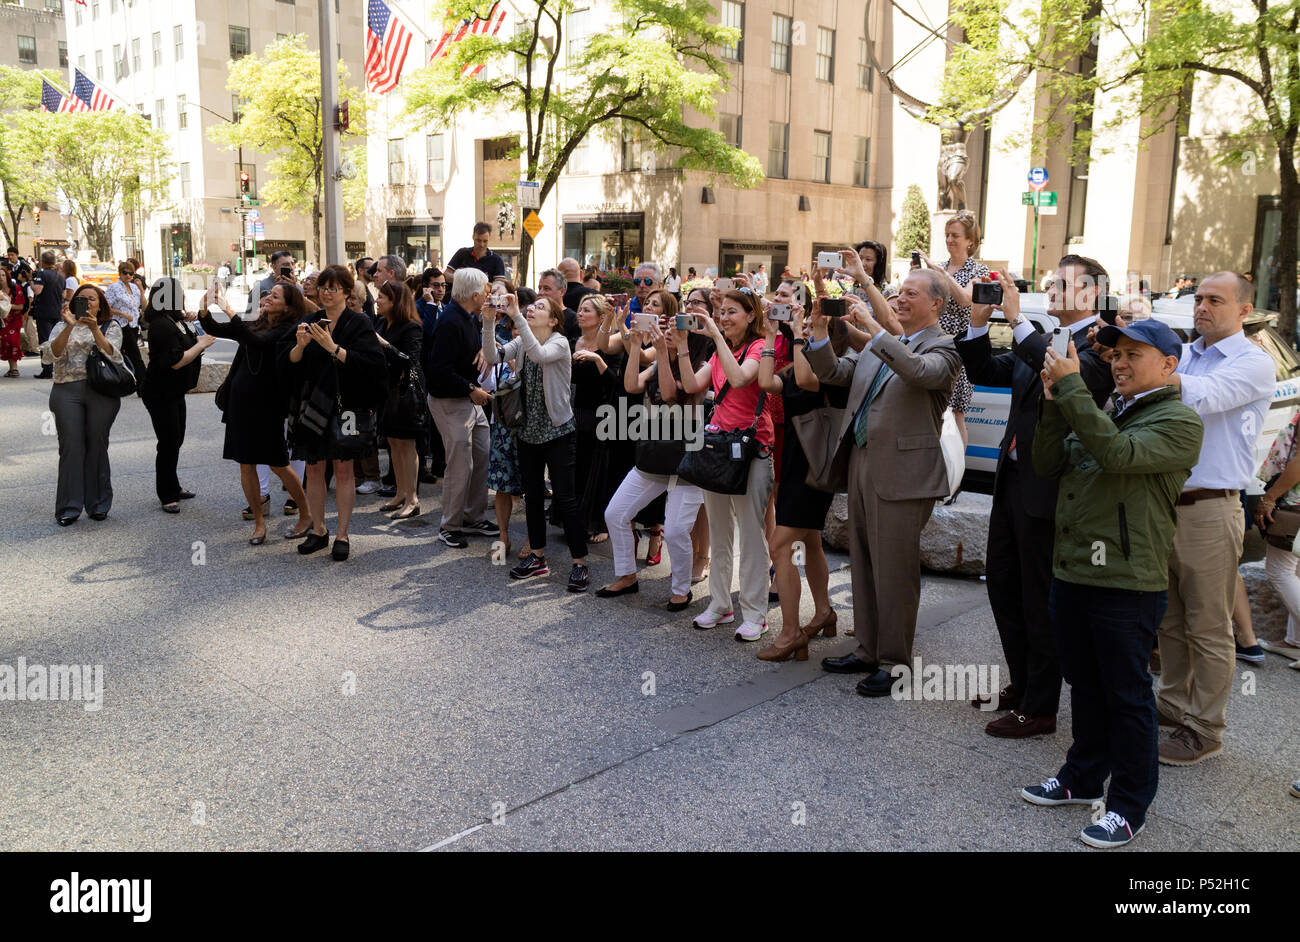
[78, 262, 120, 288]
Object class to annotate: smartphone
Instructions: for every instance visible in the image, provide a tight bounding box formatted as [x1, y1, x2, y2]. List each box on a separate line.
[971, 282, 1004, 305]
[489, 295, 509, 311]
[604, 293, 628, 309]
[675, 314, 702, 331]
[632, 313, 657, 331]
[278, 265, 293, 279]
[821, 297, 846, 318]
[1050, 327, 1071, 356]
[72, 295, 89, 319]
[792, 283, 807, 306]
[911, 251, 921, 267]
[816, 251, 841, 271]
[768, 303, 792, 322]
[1097, 294, 1120, 326]
[715, 277, 733, 292]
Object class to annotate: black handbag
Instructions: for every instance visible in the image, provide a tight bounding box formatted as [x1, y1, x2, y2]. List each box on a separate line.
[383, 350, 428, 432]
[675, 376, 768, 495]
[492, 358, 525, 430]
[326, 397, 377, 458]
[86, 346, 137, 397]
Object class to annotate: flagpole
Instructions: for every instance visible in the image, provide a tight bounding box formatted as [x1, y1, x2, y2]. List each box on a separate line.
[318, 0, 343, 266]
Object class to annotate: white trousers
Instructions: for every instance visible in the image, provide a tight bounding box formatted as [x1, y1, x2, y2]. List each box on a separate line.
[257, 460, 306, 497]
[605, 468, 705, 597]
[1264, 543, 1300, 646]
[702, 456, 774, 626]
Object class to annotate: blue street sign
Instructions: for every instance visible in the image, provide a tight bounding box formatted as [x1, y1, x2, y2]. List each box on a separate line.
[1028, 166, 1049, 190]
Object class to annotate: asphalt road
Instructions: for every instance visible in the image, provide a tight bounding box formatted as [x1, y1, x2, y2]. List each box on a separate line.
[0, 375, 1296, 851]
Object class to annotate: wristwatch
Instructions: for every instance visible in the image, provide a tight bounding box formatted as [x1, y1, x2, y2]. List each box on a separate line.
[860, 275, 874, 287]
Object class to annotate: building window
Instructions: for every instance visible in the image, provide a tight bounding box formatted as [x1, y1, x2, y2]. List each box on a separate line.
[58, 41, 68, 68]
[232, 95, 250, 122]
[426, 134, 444, 184]
[17, 36, 36, 66]
[75, 4, 82, 26]
[853, 136, 870, 187]
[113, 44, 125, 79]
[857, 38, 873, 90]
[177, 95, 187, 130]
[92, 0, 99, 19]
[720, 1, 744, 62]
[131, 38, 141, 73]
[770, 14, 791, 73]
[816, 28, 834, 83]
[155, 98, 165, 130]
[767, 121, 789, 178]
[174, 25, 184, 61]
[567, 8, 590, 62]
[621, 123, 645, 172]
[720, 113, 741, 148]
[111, 0, 118, 11]
[78, 55, 86, 73]
[95, 50, 103, 81]
[179, 163, 191, 199]
[813, 131, 831, 183]
[152, 32, 161, 67]
[229, 26, 250, 61]
[388, 139, 405, 185]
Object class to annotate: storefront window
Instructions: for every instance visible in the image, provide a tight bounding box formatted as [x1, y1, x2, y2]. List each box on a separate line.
[563, 215, 643, 272]
[160, 223, 193, 278]
[386, 221, 442, 272]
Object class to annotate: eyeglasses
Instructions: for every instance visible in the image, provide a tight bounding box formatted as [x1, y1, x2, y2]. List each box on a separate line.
[632, 278, 655, 286]
[429, 282, 446, 289]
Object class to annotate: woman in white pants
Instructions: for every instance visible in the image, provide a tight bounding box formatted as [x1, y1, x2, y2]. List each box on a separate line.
[597, 294, 710, 610]
[678, 289, 774, 642]
[1255, 413, 1300, 666]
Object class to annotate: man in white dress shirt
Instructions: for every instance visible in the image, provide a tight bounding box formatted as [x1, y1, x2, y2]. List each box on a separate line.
[1156, 272, 1273, 765]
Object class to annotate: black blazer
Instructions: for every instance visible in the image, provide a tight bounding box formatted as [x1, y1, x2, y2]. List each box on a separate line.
[144, 313, 201, 396]
[280, 308, 388, 413]
[956, 320, 1114, 519]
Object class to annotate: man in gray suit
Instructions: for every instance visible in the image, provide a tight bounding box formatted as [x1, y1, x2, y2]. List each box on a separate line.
[805, 269, 961, 697]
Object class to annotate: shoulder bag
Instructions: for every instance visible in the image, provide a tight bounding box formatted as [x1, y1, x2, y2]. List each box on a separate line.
[86, 346, 137, 397]
[383, 349, 429, 432]
[492, 355, 525, 430]
[790, 394, 845, 494]
[675, 362, 768, 495]
[634, 375, 689, 476]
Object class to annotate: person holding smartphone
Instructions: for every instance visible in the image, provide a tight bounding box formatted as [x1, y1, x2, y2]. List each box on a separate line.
[43, 284, 128, 525]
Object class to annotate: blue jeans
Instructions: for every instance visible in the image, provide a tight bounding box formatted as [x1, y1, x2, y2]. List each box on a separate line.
[1050, 578, 1167, 829]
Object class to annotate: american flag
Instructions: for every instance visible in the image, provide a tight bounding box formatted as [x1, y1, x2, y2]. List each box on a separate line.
[365, 0, 414, 94]
[72, 68, 115, 111]
[40, 79, 78, 113]
[429, 3, 507, 77]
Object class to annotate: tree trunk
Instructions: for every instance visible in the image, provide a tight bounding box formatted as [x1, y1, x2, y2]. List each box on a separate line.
[84, 220, 113, 261]
[1276, 143, 1298, 344]
[1, 199, 21, 251]
[312, 195, 321, 269]
[517, 229, 534, 285]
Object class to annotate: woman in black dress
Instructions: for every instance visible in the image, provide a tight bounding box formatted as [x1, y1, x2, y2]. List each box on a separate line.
[200, 280, 312, 544]
[753, 306, 850, 662]
[570, 293, 622, 542]
[142, 278, 215, 513]
[282, 265, 388, 561]
[374, 281, 425, 520]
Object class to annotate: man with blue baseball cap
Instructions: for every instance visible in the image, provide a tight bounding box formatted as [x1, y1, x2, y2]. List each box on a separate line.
[1019, 317, 1203, 848]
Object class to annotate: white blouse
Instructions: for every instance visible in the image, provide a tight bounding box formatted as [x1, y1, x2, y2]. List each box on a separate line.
[42, 320, 125, 384]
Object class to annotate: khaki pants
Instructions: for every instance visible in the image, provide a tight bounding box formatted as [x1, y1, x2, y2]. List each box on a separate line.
[427, 395, 489, 531]
[702, 456, 773, 626]
[1156, 496, 1243, 744]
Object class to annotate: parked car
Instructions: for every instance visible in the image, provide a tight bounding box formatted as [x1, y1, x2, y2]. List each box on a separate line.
[962, 294, 1300, 492]
[78, 262, 119, 288]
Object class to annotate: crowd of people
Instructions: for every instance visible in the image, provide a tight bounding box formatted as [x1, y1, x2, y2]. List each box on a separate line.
[14, 211, 1300, 845]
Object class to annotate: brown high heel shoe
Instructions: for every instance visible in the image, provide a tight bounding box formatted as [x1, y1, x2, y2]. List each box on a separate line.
[801, 610, 838, 639]
[757, 633, 809, 662]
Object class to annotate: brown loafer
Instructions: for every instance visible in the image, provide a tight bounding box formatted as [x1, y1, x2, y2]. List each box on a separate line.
[985, 710, 1056, 738]
[1158, 726, 1223, 766]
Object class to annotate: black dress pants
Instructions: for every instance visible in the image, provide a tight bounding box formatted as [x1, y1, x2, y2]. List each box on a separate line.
[143, 390, 186, 504]
[518, 431, 587, 560]
[986, 461, 1061, 717]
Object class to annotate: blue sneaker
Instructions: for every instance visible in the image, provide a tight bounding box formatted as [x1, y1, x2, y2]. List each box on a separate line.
[1289, 780, 1300, 799]
[1080, 811, 1143, 848]
[1020, 776, 1103, 806]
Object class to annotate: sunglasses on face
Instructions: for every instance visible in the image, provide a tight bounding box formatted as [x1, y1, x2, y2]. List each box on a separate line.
[632, 278, 654, 286]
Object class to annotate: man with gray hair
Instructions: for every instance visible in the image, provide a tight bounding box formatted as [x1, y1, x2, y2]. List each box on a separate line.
[806, 269, 961, 698]
[374, 254, 407, 287]
[629, 261, 661, 313]
[537, 267, 579, 343]
[426, 267, 497, 548]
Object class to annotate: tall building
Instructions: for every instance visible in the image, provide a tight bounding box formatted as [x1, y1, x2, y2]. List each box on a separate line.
[366, 0, 886, 282]
[63, 0, 368, 275]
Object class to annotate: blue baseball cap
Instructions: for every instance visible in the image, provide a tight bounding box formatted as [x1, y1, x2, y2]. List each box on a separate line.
[1096, 319, 1183, 359]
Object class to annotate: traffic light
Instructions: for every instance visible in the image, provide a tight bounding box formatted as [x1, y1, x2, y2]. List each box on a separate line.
[32, 207, 40, 223]
[239, 171, 250, 195]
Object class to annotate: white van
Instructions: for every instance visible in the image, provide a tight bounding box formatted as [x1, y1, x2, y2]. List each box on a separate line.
[962, 294, 1300, 492]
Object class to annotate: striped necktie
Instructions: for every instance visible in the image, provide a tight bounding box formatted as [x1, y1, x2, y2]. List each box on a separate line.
[853, 337, 909, 447]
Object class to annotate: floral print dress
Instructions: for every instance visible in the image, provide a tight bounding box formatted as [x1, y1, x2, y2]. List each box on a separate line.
[939, 256, 988, 413]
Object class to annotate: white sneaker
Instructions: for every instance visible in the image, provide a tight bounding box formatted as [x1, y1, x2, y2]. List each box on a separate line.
[355, 480, 381, 494]
[692, 609, 735, 630]
[734, 620, 769, 642]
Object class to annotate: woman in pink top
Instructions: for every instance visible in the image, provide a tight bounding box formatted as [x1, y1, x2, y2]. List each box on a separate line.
[678, 289, 774, 642]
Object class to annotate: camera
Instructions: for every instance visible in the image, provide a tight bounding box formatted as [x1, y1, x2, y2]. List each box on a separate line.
[71, 295, 89, 319]
[816, 251, 842, 271]
[971, 282, 1003, 306]
[820, 297, 846, 318]
[675, 314, 703, 331]
[911, 251, 921, 267]
[632, 313, 657, 331]
[604, 293, 628, 309]
[768, 303, 792, 322]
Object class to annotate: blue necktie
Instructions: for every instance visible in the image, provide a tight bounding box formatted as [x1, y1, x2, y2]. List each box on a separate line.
[853, 337, 909, 447]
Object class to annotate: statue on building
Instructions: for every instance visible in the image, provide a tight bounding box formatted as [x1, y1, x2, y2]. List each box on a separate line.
[936, 123, 970, 212]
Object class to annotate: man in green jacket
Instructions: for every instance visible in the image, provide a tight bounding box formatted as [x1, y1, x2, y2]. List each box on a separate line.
[1019, 319, 1203, 848]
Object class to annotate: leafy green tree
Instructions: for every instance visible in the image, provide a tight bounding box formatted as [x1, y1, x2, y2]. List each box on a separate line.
[895, 184, 931, 257]
[403, 0, 763, 277]
[14, 110, 172, 261]
[0, 66, 60, 250]
[211, 35, 366, 265]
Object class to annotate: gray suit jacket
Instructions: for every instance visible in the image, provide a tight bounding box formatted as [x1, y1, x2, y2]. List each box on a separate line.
[806, 324, 961, 500]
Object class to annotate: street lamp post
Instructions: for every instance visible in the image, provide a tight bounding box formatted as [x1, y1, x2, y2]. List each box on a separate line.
[318, 0, 344, 266]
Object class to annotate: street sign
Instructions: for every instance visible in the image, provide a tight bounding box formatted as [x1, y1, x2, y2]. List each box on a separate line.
[522, 210, 543, 239]
[1021, 191, 1057, 206]
[247, 209, 261, 221]
[254, 221, 265, 238]
[517, 180, 540, 210]
[1028, 166, 1049, 192]
[1039, 205, 1058, 216]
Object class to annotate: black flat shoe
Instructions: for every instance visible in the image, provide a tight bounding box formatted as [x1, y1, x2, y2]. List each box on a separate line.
[390, 505, 421, 520]
[856, 669, 896, 698]
[595, 581, 639, 598]
[56, 515, 77, 527]
[822, 653, 876, 674]
[161, 503, 180, 514]
[249, 533, 267, 546]
[298, 531, 330, 555]
[178, 490, 196, 500]
[89, 512, 107, 521]
[665, 591, 693, 612]
[331, 538, 351, 561]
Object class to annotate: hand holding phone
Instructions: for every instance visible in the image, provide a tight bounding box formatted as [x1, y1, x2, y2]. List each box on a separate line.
[1050, 327, 1071, 357]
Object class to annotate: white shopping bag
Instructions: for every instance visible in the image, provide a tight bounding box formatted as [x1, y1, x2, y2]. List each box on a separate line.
[940, 408, 965, 498]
